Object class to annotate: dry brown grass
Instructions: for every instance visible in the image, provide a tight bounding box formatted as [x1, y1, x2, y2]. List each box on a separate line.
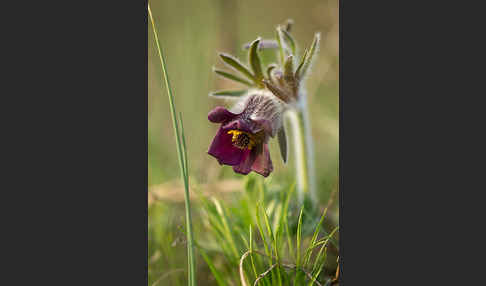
[148, 179, 243, 205]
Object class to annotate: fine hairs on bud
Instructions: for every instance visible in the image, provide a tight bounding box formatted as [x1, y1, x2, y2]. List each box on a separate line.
[230, 89, 284, 114]
[229, 89, 285, 136]
[247, 90, 285, 135]
[228, 92, 252, 113]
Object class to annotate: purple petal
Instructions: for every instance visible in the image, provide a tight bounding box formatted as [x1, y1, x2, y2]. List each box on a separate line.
[222, 118, 265, 136]
[252, 118, 274, 138]
[232, 148, 256, 175]
[251, 144, 273, 177]
[208, 127, 247, 165]
[208, 107, 238, 123]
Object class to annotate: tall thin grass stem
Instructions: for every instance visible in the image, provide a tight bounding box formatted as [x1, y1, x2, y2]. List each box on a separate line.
[148, 4, 196, 286]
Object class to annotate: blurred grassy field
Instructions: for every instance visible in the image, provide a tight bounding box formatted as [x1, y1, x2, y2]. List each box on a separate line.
[148, 0, 339, 284]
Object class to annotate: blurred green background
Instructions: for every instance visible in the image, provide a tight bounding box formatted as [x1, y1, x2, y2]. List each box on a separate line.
[148, 0, 338, 284]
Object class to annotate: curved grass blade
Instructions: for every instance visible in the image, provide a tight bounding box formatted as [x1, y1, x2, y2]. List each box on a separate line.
[219, 53, 256, 83]
[212, 198, 240, 260]
[199, 248, 227, 286]
[249, 226, 258, 280]
[179, 113, 188, 180]
[256, 202, 278, 285]
[296, 206, 305, 266]
[308, 245, 327, 286]
[213, 68, 253, 87]
[255, 202, 272, 263]
[261, 203, 282, 286]
[303, 207, 329, 267]
[282, 183, 295, 259]
[261, 204, 274, 244]
[309, 229, 338, 285]
[294, 206, 305, 286]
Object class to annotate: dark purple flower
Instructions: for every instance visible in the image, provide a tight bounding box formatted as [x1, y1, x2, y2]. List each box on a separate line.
[207, 94, 283, 177]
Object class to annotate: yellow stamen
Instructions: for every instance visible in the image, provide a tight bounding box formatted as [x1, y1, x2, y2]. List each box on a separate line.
[227, 130, 256, 150]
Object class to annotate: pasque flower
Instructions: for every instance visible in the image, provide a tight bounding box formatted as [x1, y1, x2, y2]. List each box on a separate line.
[208, 92, 283, 177]
[207, 20, 320, 184]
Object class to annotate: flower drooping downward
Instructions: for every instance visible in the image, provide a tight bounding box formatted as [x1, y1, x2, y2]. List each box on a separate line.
[208, 92, 284, 177]
[208, 20, 320, 180]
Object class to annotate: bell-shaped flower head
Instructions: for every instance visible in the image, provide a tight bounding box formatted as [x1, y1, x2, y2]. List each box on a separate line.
[207, 91, 284, 177]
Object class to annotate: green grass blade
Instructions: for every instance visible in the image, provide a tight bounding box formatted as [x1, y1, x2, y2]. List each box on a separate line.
[249, 226, 258, 280]
[294, 206, 305, 286]
[212, 198, 240, 260]
[296, 206, 304, 268]
[271, 202, 283, 246]
[279, 183, 295, 256]
[308, 245, 327, 286]
[179, 113, 188, 179]
[199, 248, 227, 286]
[198, 195, 227, 239]
[260, 203, 282, 286]
[303, 207, 329, 267]
[148, 5, 196, 285]
[309, 226, 339, 285]
[255, 202, 273, 286]
[261, 204, 275, 244]
[255, 202, 271, 258]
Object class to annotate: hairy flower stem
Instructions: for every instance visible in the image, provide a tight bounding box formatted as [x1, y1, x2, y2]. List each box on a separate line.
[287, 94, 316, 203]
